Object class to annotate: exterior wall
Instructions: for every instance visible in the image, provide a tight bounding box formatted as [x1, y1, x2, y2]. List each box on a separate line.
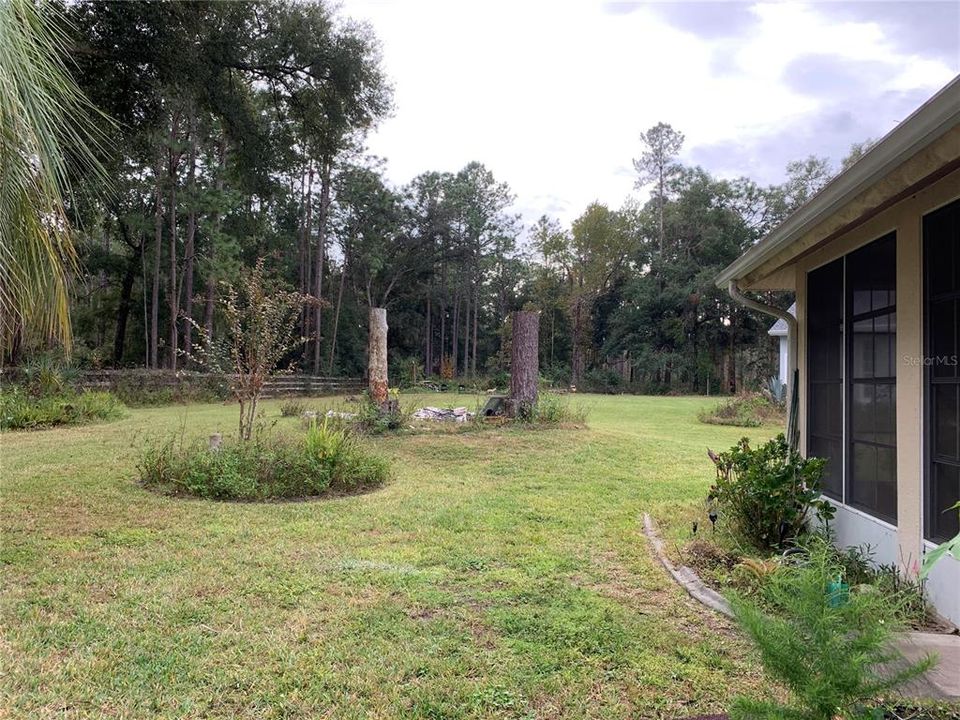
[828, 506, 899, 568]
[794, 167, 960, 626]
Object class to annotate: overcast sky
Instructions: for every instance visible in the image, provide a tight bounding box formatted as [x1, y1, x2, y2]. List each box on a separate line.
[338, 0, 959, 227]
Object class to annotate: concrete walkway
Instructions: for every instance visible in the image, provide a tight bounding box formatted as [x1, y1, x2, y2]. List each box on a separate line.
[896, 631, 960, 699]
[641, 513, 960, 701]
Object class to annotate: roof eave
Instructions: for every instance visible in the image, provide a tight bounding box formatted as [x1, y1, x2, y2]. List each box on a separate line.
[716, 75, 960, 289]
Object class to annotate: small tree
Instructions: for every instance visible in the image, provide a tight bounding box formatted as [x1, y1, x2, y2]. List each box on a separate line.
[730, 538, 934, 719]
[191, 259, 316, 441]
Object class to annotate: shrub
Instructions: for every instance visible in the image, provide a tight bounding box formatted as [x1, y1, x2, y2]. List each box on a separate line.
[484, 368, 510, 391]
[765, 375, 787, 407]
[138, 421, 388, 501]
[830, 543, 931, 627]
[111, 372, 230, 407]
[729, 538, 934, 720]
[353, 393, 412, 434]
[528, 392, 587, 425]
[19, 353, 79, 396]
[583, 367, 622, 393]
[279, 400, 307, 417]
[707, 434, 834, 551]
[0, 387, 125, 430]
[540, 362, 571, 389]
[698, 393, 783, 427]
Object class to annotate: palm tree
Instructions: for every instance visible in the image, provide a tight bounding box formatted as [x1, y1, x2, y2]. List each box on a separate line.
[0, 0, 107, 357]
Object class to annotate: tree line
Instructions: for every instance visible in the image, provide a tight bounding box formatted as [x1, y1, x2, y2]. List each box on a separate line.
[7, 0, 869, 394]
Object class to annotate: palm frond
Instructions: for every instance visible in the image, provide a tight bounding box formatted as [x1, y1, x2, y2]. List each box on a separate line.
[0, 0, 109, 356]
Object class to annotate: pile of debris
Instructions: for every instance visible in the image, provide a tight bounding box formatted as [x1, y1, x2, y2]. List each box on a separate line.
[301, 410, 357, 421]
[413, 406, 474, 423]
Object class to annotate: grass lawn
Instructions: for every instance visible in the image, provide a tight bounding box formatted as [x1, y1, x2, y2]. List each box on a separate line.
[2, 393, 781, 719]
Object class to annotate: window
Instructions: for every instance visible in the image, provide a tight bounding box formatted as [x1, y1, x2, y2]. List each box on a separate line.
[925, 199, 960, 544]
[807, 259, 844, 499]
[806, 234, 897, 521]
[846, 234, 897, 523]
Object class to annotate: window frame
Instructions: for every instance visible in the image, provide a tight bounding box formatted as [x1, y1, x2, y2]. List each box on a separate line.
[843, 233, 898, 524]
[923, 198, 960, 545]
[805, 232, 898, 522]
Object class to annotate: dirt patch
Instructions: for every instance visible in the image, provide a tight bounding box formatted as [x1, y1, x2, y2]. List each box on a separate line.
[680, 540, 739, 592]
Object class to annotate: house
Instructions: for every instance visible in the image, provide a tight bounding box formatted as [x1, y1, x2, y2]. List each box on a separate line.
[767, 303, 795, 386]
[717, 75, 960, 626]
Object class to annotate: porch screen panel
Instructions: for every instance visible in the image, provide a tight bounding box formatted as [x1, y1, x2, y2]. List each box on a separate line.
[807, 259, 844, 499]
[846, 233, 897, 523]
[925, 198, 960, 544]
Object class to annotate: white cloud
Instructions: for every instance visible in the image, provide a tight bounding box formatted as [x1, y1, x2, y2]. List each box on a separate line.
[340, 0, 958, 228]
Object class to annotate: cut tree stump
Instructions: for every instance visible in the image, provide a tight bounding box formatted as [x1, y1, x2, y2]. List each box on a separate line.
[508, 310, 539, 418]
[368, 307, 389, 407]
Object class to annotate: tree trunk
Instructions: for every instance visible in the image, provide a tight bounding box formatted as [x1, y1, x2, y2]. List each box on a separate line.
[571, 297, 585, 388]
[327, 264, 346, 373]
[368, 307, 388, 407]
[472, 281, 479, 376]
[425, 294, 432, 375]
[451, 292, 460, 376]
[297, 164, 309, 337]
[509, 311, 540, 418]
[182, 115, 197, 363]
[203, 278, 215, 343]
[313, 160, 331, 373]
[462, 294, 470, 378]
[167, 124, 179, 370]
[299, 166, 315, 351]
[150, 170, 162, 369]
[205, 135, 226, 344]
[113, 244, 139, 365]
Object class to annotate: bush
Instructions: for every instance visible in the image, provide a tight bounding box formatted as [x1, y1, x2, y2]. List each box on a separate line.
[353, 393, 412, 434]
[540, 362, 571, 389]
[582, 367, 622, 393]
[707, 434, 834, 552]
[484, 369, 510, 391]
[729, 538, 934, 720]
[138, 420, 389, 501]
[111, 373, 229, 407]
[0, 387, 125, 430]
[528, 392, 587, 425]
[279, 399, 307, 417]
[698, 393, 783, 427]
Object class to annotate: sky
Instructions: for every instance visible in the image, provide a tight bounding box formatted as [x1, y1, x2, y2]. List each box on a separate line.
[338, 0, 960, 227]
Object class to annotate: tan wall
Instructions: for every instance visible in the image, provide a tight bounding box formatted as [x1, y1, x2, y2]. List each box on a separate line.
[794, 167, 960, 571]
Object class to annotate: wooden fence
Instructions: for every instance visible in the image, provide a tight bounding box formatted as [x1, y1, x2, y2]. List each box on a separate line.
[67, 370, 364, 399]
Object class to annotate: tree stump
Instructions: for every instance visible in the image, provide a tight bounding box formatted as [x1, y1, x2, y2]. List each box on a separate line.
[508, 310, 539, 418]
[368, 307, 389, 408]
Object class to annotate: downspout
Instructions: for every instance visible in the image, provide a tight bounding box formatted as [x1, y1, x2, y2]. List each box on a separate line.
[727, 280, 798, 448]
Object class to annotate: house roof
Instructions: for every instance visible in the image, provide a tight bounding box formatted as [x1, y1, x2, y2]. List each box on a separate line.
[768, 303, 796, 337]
[716, 74, 960, 290]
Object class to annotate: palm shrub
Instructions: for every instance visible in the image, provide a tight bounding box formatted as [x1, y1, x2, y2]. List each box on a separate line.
[708, 434, 834, 551]
[729, 538, 934, 720]
[0, 0, 108, 355]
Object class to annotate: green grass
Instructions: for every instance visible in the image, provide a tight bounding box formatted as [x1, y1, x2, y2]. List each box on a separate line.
[2, 393, 781, 719]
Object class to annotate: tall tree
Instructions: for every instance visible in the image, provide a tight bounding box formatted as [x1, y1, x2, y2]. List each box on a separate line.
[633, 122, 684, 255]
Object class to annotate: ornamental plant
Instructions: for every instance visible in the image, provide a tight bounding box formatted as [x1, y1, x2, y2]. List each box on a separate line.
[920, 501, 960, 579]
[707, 434, 834, 552]
[729, 538, 934, 720]
[188, 258, 318, 441]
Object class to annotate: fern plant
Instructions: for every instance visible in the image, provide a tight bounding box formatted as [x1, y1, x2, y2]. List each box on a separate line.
[729, 538, 935, 720]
